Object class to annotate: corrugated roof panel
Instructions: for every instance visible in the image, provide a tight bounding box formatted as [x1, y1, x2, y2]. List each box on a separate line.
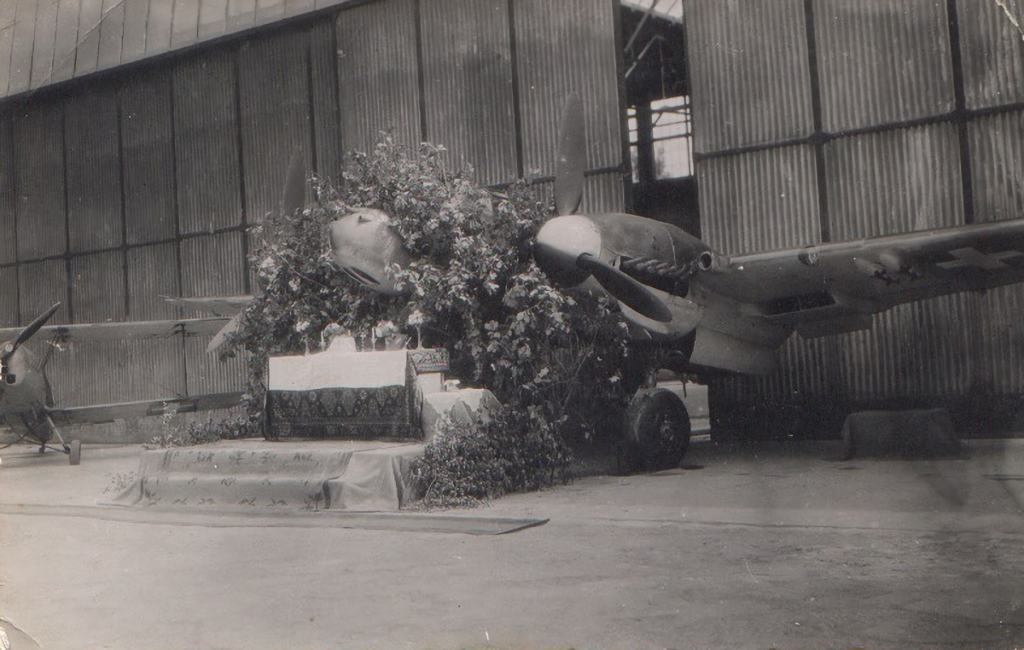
[286, 0, 316, 17]
[121, 69, 178, 245]
[697, 145, 820, 256]
[686, 0, 814, 153]
[968, 110, 1024, 223]
[514, 0, 621, 175]
[172, 0, 201, 48]
[814, 0, 954, 132]
[97, 0, 125, 70]
[227, 0, 258, 33]
[70, 250, 125, 322]
[30, 0, 59, 90]
[825, 123, 963, 241]
[198, 0, 230, 41]
[0, 267, 17, 327]
[336, 0, 421, 153]
[146, 0, 175, 56]
[51, 0, 80, 83]
[127, 243, 181, 320]
[173, 51, 245, 233]
[18, 259, 67, 325]
[958, 0, 1024, 109]
[14, 100, 66, 261]
[0, 0, 15, 96]
[75, 0, 104, 74]
[238, 27, 312, 223]
[65, 87, 123, 253]
[121, 0, 149, 64]
[256, 0, 287, 25]
[8, 0, 38, 95]
[0, 113, 14, 265]
[420, 0, 516, 186]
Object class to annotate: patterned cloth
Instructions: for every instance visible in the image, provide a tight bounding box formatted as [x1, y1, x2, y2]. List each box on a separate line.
[266, 347, 447, 440]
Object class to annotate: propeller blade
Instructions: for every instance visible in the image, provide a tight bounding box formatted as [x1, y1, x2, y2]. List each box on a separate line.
[555, 92, 585, 216]
[5, 302, 61, 357]
[281, 147, 307, 217]
[577, 254, 672, 323]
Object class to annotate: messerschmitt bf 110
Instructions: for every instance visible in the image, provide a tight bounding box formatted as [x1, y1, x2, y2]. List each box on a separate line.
[325, 94, 1024, 470]
[0, 303, 242, 464]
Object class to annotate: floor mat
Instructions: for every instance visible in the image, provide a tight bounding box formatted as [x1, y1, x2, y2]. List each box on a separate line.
[0, 503, 548, 535]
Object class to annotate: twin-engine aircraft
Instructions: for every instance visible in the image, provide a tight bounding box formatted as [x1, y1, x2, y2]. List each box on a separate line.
[0, 303, 242, 464]
[324, 94, 1024, 469]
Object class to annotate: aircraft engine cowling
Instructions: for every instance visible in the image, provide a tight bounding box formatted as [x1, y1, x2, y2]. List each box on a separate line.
[328, 208, 412, 295]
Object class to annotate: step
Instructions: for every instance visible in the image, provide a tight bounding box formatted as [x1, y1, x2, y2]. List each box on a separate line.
[107, 441, 423, 512]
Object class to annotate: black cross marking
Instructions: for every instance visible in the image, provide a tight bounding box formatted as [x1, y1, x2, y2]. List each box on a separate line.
[937, 247, 1024, 271]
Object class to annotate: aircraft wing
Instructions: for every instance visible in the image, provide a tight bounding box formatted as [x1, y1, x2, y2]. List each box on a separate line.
[0, 318, 233, 344]
[47, 392, 244, 426]
[162, 296, 254, 353]
[696, 218, 1024, 337]
[163, 295, 253, 317]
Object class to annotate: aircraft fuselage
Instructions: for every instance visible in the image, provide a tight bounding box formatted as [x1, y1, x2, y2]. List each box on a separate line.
[0, 344, 55, 441]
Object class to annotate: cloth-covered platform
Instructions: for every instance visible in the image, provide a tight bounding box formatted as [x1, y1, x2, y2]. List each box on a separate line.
[106, 440, 423, 512]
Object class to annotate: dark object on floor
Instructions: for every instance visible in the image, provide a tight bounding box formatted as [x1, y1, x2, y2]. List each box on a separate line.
[841, 409, 962, 459]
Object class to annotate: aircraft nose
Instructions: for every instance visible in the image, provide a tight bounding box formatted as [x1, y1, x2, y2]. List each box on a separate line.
[328, 208, 411, 295]
[534, 215, 602, 286]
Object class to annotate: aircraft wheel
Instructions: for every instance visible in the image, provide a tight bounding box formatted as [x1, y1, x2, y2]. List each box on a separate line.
[622, 388, 691, 473]
[69, 440, 81, 466]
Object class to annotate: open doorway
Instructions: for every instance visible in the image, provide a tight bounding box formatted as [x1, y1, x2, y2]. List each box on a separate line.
[620, 1, 698, 237]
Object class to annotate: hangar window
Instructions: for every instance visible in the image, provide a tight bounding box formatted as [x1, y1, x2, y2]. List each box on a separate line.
[621, 0, 698, 236]
[628, 95, 694, 182]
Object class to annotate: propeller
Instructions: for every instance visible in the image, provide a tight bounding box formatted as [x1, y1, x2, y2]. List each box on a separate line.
[537, 95, 672, 324]
[1, 303, 61, 379]
[555, 92, 586, 216]
[577, 254, 673, 323]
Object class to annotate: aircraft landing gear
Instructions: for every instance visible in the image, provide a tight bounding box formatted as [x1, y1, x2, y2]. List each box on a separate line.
[45, 415, 80, 465]
[621, 388, 691, 473]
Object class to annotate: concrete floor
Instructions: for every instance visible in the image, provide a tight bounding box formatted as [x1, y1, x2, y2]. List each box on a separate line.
[1, 437, 1023, 650]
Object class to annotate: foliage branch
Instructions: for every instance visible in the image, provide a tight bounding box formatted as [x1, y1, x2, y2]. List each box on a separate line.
[225, 137, 635, 506]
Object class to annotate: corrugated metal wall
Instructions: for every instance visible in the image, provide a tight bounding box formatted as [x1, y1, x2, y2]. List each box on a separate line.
[687, 0, 813, 153]
[238, 28, 313, 223]
[814, 0, 954, 132]
[514, 0, 621, 176]
[336, 0, 422, 152]
[689, 0, 1024, 429]
[420, 0, 517, 185]
[1, 0, 626, 413]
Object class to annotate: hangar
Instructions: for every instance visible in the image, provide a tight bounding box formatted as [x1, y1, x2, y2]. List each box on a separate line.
[0, 0, 1020, 438]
